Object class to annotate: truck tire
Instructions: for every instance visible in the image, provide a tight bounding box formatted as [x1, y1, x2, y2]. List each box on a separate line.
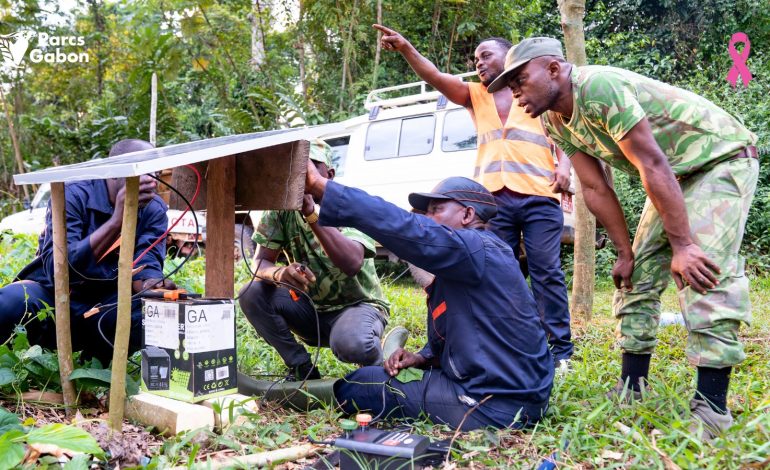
[234, 224, 256, 261]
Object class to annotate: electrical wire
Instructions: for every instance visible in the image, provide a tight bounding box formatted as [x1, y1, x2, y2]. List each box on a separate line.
[132, 165, 202, 267]
[95, 169, 200, 351]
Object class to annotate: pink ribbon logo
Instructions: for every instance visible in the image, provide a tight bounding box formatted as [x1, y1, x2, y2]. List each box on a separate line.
[726, 32, 752, 88]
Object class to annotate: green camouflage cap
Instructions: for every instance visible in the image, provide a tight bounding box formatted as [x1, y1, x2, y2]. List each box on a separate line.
[309, 139, 334, 169]
[486, 37, 564, 93]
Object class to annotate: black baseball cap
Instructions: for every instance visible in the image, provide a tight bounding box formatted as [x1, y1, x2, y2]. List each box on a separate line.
[408, 176, 498, 222]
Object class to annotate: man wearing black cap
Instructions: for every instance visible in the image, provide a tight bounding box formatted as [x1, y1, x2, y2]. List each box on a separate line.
[304, 161, 554, 430]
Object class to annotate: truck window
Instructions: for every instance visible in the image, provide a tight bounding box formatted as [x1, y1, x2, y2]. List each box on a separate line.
[365, 115, 436, 160]
[442, 109, 477, 152]
[365, 119, 401, 160]
[325, 136, 350, 177]
[399, 115, 435, 157]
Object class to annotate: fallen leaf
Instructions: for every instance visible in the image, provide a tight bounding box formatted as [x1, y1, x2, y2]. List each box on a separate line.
[601, 449, 624, 460]
[651, 430, 681, 470]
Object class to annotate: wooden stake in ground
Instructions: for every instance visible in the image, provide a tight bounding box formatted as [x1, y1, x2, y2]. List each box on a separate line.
[109, 176, 140, 431]
[558, 0, 596, 321]
[149, 73, 157, 146]
[50, 182, 77, 413]
[0, 86, 30, 201]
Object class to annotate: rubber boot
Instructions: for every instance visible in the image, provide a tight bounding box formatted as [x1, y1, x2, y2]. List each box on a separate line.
[237, 371, 338, 411]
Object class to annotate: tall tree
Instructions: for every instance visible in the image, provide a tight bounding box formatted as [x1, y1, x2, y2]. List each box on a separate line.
[558, 0, 595, 321]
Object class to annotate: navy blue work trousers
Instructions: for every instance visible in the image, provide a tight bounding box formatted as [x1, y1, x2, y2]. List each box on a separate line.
[0, 280, 143, 365]
[238, 280, 387, 368]
[488, 189, 573, 361]
[335, 366, 546, 430]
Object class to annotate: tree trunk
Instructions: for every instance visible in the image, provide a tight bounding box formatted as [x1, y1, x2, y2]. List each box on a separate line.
[297, 0, 308, 100]
[250, 0, 266, 70]
[371, 0, 382, 89]
[339, 0, 359, 112]
[0, 87, 30, 201]
[88, 0, 105, 97]
[445, 14, 459, 73]
[558, 0, 595, 321]
[150, 73, 158, 145]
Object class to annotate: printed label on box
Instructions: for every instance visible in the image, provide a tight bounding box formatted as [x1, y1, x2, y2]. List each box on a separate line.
[185, 303, 235, 353]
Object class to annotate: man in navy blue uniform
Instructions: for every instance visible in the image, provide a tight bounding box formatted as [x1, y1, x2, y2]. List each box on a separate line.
[304, 161, 554, 430]
[0, 139, 174, 364]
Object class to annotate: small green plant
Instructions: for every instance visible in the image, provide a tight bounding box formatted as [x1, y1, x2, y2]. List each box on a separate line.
[0, 407, 105, 469]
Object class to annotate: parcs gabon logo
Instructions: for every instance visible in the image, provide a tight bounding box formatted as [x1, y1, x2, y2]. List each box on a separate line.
[0, 30, 89, 69]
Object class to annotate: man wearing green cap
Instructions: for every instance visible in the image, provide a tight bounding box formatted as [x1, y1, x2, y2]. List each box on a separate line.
[238, 140, 396, 381]
[487, 37, 759, 439]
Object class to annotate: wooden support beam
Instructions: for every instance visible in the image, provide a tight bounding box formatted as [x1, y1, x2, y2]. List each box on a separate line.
[50, 182, 77, 413]
[108, 176, 140, 431]
[205, 156, 236, 298]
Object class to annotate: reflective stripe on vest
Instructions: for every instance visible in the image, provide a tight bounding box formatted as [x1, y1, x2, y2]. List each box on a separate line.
[468, 82, 557, 199]
[474, 160, 554, 180]
[478, 127, 551, 149]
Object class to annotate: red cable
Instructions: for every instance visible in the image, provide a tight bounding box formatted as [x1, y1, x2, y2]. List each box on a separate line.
[133, 164, 202, 267]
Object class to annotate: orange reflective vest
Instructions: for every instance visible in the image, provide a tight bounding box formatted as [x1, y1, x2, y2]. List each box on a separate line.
[468, 82, 557, 199]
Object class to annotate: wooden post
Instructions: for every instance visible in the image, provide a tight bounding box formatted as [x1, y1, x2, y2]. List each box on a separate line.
[205, 156, 236, 298]
[108, 176, 140, 431]
[558, 0, 595, 321]
[149, 73, 158, 146]
[50, 182, 77, 413]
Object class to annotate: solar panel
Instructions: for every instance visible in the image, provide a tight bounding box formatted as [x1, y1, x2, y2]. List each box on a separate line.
[13, 123, 345, 185]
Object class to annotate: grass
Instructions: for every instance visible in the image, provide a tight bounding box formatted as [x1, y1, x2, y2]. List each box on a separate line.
[223, 264, 770, 469]
[2, 232, 769, 468]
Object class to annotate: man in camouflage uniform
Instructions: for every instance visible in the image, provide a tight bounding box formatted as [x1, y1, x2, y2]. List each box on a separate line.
[238, 140, 391, 381]
[487, 37, 759, 439]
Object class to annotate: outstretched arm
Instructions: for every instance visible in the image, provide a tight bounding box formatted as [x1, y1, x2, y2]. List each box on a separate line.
[373, 24, 471, 107]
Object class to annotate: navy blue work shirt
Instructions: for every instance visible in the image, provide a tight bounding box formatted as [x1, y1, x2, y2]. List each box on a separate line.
[319, 181, 554, 411]
[16, 179, 168, 309]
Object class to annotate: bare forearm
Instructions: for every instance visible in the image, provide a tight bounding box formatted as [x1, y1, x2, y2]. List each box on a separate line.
[398, 45, 469, 106]
[89, 217, 122, 260]
[309, 224, 364, 276]
[582, 185, 632, 257]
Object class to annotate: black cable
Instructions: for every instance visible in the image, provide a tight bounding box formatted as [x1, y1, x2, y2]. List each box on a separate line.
[95, 173, 199, 352]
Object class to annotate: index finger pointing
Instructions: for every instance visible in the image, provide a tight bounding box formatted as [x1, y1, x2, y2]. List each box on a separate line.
[372, 24, 394, 35]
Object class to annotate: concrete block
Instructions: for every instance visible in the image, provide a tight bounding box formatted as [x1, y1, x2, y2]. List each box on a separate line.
[125, 392, 215, 436]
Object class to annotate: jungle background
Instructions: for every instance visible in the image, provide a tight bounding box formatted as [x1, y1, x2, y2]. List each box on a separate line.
[0, 1, 769, 468]
[1, 0, 769, 275]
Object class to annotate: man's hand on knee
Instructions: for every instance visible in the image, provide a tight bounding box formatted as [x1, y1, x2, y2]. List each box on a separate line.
[384, 348, 426, 376]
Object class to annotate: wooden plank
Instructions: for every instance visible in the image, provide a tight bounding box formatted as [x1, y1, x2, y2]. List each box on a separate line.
[50, 182, 77, 412]
[168, 140, 309, 212]
[108, 176, 139, 431]
[205, 156, 236, 298]
[125, 393, 215, 436]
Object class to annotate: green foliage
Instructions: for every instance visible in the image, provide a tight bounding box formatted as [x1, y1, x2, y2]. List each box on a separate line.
[0, 407, 104, 469]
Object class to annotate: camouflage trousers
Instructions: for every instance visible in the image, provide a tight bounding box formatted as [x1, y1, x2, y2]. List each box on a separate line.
[614, 157, 759, 368]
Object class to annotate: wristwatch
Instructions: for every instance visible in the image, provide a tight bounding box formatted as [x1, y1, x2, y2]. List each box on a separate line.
[304, 204, 320, 224]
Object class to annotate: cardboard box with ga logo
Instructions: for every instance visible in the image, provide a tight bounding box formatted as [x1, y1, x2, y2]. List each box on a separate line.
[141, 298, 237, 402]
